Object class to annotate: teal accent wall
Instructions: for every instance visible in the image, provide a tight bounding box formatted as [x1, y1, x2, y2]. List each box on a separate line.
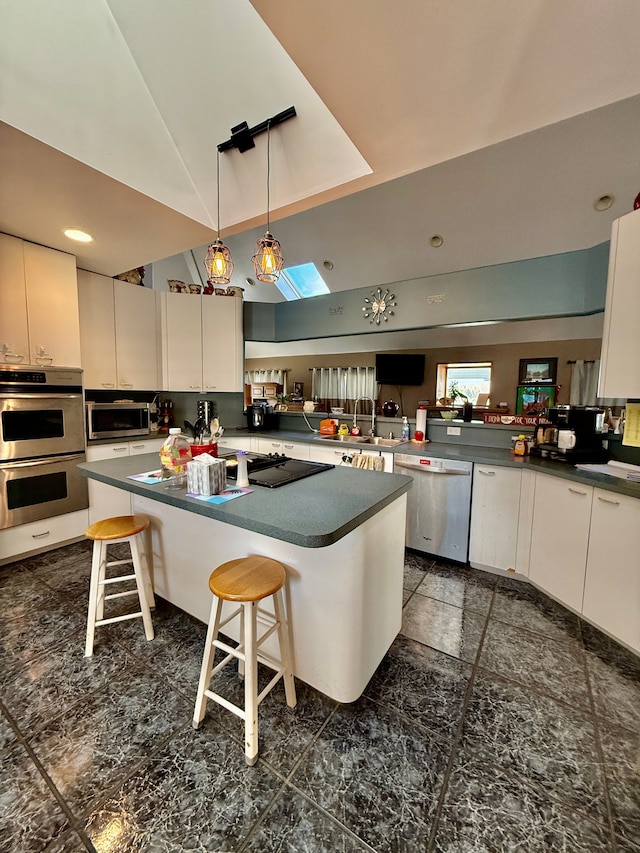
[244, 242, 609, 343]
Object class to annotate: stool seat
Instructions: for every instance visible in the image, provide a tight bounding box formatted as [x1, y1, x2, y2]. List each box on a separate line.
[84, 514, 154, 657]
[193, 555, 296, 765]
[209, 556, 286, 602]
[86, 515, 150, 541]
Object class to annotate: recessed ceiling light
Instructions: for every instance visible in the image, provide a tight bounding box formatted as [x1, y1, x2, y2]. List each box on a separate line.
[245, 277, 256, 287]
[429, 235, 444, 248]
[64, 228, 93, 243]
[593, 195, 614, 212]
[323, 260, 334, 271]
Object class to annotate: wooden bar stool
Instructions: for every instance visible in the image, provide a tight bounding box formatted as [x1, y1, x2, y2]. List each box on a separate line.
[84, 515, 154, 657]
[192, 555, 297, 766]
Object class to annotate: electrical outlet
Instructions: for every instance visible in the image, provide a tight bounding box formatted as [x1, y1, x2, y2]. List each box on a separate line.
[447, 426, 461, 436]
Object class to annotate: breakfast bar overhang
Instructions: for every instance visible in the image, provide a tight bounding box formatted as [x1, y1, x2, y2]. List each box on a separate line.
[78, 453, 412, 703]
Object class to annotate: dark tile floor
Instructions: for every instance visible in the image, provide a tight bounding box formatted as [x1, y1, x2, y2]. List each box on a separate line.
[1, 541, 639, 852]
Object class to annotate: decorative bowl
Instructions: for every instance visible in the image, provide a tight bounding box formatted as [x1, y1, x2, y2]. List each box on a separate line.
[330, 407, 344, 414]
[440, 411, 458, 420]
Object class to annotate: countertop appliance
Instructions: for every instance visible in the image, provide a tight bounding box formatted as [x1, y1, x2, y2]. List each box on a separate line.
[221, 451, 334, 488]
[0, 365, 88, 528]
[394, 452, 473, 562]
[246, 402, 279, 432]
[531, 406, 609, 464]
[86, 401, 150, 440]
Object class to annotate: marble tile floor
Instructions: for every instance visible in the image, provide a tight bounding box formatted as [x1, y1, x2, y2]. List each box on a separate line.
[1, 541, 639, 852]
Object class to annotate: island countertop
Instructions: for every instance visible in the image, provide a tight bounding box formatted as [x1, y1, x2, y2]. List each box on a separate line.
[78, 452, 412, 549]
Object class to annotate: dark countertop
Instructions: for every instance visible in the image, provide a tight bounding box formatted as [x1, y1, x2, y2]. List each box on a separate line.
[78, 453, 413, 549]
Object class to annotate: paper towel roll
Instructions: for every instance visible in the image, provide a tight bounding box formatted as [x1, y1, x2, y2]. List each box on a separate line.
[416, 407, 427, 436]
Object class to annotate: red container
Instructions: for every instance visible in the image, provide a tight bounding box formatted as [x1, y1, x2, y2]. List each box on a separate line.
[190, 442, 218, 458]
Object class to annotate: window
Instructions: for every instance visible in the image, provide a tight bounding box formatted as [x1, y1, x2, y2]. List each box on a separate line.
[436, 362, 492, 404]
[275, 263, 330, 300]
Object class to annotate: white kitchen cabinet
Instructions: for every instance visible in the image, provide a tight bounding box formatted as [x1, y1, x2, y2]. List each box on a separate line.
[86, 443, 133, 523]
[255, 437, 310, 460]
[77, 270, 117, 388]
[528, 473, 592, 612]
[583, 489, 640, 654]
[599, 208, 640, 398]
[114, 279, 160, 391]
[308, 443, 355, 466]
[0, 233, 29, 363]
[469, 465, 523, 573]
[0, 509, 88, 565]
[161, 293, 202, 391]
[128, 437, 165, 456]
[78, 272, 160, 390]
[217, 436, 255, 453]
[161, 294, 243, 393]
[202, 296, 243, 392]
[0, 234, 80, 367]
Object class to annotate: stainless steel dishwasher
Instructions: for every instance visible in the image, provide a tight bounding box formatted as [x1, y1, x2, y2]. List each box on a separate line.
[394, 453, 473, 562]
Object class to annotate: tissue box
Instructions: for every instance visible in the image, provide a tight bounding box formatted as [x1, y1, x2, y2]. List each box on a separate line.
[187, 456, 226, 496]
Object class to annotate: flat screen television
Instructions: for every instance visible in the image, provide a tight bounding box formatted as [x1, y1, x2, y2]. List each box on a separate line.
[375, 353, 425, 386]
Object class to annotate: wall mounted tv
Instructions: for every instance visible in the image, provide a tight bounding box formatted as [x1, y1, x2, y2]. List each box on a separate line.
[375, 353, 425, 386]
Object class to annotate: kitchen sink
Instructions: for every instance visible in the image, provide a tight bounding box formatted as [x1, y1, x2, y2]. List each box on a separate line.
[318, 434, 403, 447]
[319, 434, 368, 443]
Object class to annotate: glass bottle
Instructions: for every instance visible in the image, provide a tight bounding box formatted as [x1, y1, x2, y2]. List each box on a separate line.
[159, 428, 192, 489]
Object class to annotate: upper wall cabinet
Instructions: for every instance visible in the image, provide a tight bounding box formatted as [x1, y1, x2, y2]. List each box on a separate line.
[78, 271, 160, 391]
[161, 293, 243, 393]
[0, 234, 81, 367]
[598, 209, 640, 399]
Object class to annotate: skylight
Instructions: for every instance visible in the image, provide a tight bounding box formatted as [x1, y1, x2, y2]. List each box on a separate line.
[275, 263, 330, 300]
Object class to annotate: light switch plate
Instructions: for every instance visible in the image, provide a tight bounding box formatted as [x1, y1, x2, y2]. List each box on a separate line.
[447, 426, 461, 436]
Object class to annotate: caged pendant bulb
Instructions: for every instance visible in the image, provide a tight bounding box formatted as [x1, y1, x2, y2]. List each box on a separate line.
[252, 120, 284, 283]
[204, 239, 234, 286]
[253, 231, 283, 283]
[204, 150, 234, 287]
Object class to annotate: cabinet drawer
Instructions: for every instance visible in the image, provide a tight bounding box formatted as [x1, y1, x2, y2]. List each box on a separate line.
[0, 509, 88, 564]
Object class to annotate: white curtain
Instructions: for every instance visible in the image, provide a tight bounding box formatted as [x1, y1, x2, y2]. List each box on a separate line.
[244, 369, 289, 394]
[311, 367, 377, 405]
[569, 360, 600, 406]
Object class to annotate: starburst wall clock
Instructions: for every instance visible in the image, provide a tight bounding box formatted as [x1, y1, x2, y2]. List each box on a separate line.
[362, 288, 397, 325]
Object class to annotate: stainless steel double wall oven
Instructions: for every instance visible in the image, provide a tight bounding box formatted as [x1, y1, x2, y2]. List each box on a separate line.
[0, 366, 88, 529]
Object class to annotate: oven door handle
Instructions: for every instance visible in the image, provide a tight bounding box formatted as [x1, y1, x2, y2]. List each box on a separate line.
[0, 452, 85, 470]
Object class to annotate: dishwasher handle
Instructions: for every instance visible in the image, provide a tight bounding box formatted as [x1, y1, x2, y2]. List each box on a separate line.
[394, 457, 472, 476]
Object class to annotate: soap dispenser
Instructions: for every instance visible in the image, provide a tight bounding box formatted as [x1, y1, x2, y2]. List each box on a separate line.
[401, 416, 410, 442]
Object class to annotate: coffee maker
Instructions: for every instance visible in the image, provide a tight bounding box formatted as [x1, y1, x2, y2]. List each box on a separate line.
[246, 401, 279, 432]
[532, 406, 609, 464]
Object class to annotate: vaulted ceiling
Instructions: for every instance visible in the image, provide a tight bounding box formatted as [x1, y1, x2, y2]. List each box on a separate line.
[2, 0, 640, 303]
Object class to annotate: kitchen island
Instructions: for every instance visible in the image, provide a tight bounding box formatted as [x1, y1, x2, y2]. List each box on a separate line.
[78, 452, 412, 702]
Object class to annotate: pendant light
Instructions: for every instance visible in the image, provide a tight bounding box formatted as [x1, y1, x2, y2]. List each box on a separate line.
[252, 121, 284, 283]
[204, 150, 234, 287]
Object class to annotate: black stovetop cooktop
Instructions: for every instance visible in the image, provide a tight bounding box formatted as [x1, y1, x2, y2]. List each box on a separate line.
[222, 452, 334, 488]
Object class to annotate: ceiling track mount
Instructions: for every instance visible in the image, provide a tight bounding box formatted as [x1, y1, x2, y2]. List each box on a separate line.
[217, 106, 297, 154]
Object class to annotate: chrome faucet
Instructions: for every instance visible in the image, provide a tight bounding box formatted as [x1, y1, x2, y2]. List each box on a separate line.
[353, 396, 376, 436]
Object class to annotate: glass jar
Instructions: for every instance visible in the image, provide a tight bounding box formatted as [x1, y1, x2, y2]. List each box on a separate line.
[159, 428, 192, 488]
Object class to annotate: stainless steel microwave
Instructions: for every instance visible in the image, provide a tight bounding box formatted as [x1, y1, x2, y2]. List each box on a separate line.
[86, 402, 150, 440]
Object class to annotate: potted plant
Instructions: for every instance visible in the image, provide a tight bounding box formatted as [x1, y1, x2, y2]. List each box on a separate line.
[449, 382, 473, 422]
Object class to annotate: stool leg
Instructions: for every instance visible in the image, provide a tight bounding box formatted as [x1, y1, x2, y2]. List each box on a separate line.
[130, 535, 154, 642]
[273, 589, 297, 708]
[192, 596, 223, 729]
[85, 540, 103, 657]
[138, 528, 156, 609]
[96, 540, 107, 622]
[238, 604, 245, 679]
[244, 601, 259, 766]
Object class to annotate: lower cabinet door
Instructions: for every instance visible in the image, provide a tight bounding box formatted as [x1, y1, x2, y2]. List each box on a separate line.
[583, 489, 640, 654]
[86, 444, 132, 524]
[469, 465, 522, 572]
[528, 473, 592, 611]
